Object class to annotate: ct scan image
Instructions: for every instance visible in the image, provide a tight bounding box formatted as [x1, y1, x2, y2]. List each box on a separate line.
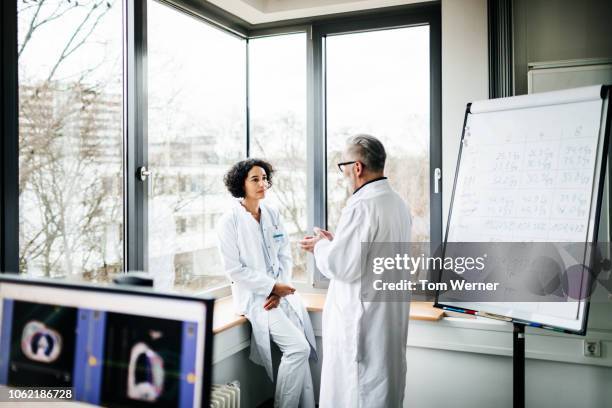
[100, 312, 183, 408]
[8, 300, 77, 387]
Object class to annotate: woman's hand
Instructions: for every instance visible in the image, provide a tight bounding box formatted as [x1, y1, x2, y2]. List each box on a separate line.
[299, 235, 320, 253]
[264, 294, 280, 310]
[272, 283, 296, 297]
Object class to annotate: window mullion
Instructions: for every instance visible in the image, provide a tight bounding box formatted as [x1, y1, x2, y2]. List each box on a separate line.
[246, 38, 251, 158]
[310, 27, 329, 288]
[430, 14, 443, 253]
[124, 0, 148, 272]
[1, 0, 19, 274]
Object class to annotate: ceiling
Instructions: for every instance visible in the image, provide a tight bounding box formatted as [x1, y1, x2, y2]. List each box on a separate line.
[205, 0, 430, 24]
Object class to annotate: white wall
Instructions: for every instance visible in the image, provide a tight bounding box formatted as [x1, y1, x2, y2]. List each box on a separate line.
[214, 312, 612, 407]
[405, 318, 612, 407]
[441, 0, 489, 233]
[405, 346, 612, 408]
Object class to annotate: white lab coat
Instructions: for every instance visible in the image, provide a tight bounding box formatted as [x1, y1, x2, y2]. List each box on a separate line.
[216, 200, 317, 380]
[314, 178, 412, 408]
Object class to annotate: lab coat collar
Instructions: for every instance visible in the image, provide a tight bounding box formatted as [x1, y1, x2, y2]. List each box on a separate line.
[349, 177, 390, 203]
[352, 176, 388, 195]
[233, 199, 275, 228]
[232, 199, 256, 223]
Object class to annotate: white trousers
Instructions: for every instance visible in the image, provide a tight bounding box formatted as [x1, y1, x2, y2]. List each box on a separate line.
[268, 307, 315, 408]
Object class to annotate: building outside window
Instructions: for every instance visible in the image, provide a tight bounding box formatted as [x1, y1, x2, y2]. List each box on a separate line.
[17, 0, 124, 280]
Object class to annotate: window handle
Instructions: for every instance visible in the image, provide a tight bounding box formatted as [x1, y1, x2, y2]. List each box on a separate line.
[138, 166, 154, 194]
[138, 166, 151, 181]
[434, 168, 441, 194]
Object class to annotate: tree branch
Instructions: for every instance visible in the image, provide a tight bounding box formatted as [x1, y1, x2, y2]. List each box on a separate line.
[46, 1, 109, 82]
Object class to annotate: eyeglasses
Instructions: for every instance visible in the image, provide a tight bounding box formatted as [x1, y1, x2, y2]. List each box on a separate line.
[337, 161, 357, 173]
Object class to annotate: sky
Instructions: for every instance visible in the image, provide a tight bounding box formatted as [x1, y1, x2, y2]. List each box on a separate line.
[19, 0, 429, 151]
[18, 0, 123, 86]
[326, 25, 430, 153]
[18, 0, 430, 166]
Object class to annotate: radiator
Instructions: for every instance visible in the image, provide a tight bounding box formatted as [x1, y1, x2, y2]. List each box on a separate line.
[210, 381, 241, 408]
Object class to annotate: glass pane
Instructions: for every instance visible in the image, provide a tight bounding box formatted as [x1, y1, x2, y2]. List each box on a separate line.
[326, 26, 430, 241]
[18, 0, 124, 279]
[249, 34, 308, 281]
[147, 0, 246, 292]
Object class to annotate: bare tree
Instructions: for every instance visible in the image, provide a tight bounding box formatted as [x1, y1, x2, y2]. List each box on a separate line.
[18, 0, 121, 277]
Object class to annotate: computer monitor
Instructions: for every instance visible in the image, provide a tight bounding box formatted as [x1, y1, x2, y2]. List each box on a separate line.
[0, 275, 213, 407]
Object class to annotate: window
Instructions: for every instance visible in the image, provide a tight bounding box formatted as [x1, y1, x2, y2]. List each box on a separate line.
[147, 0, 246, 292]
[17, 0, 124, 279]
[249, 33, 308, 281]
[325, 26, 431, 242]
[5, 1, 440, 292]
[176, 217, 187, 235]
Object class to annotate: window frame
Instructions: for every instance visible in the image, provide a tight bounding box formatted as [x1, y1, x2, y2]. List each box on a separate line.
[1, 0, 442, 294]
[125, 0, 149, 273]
[145, 0, 249, 298]
[1, 0, 19, 274]
[309, 6, 443, 288]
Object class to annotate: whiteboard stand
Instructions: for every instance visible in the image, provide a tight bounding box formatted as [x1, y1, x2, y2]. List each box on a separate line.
[513, 323, 525, 408]
[436, 85, 612, 407]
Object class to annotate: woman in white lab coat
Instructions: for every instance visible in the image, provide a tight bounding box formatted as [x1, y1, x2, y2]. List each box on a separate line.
[216, 159, 317, 408]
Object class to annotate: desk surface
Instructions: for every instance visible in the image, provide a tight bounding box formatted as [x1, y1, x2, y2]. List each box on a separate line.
[213, 292, 445, 334]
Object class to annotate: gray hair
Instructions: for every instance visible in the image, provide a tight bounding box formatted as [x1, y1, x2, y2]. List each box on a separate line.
[346, 134, 386, 172]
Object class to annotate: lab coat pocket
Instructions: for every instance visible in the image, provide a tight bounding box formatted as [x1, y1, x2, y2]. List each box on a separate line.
[269, 228, 285, 255]
[272, 227, 285, 243]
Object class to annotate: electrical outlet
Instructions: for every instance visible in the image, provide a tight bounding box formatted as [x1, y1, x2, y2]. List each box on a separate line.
[584, 340, 601, 357]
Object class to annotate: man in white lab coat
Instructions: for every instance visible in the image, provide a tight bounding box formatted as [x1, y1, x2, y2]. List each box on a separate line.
[300, 134, 412, 408]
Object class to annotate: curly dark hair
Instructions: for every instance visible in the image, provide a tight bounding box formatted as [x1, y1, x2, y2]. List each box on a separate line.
[223, 158, 274, 198]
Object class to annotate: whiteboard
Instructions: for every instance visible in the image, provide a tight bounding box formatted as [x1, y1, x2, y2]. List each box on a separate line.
[529, 61, 612, 332]
[438, 85, 610, 333]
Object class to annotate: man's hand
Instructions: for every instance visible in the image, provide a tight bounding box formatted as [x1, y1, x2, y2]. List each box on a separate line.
[300, 227, 334, 253]
[314, 227, 334, 241]
[264, 294, 280, 310]
[272, 283, 296, 297]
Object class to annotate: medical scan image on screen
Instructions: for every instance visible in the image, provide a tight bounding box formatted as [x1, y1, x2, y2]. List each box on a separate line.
[7, 300, 77, 387]
[100, 312, 183, 407]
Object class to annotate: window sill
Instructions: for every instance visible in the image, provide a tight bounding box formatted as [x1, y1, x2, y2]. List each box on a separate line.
[212, 293, 444, 334]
